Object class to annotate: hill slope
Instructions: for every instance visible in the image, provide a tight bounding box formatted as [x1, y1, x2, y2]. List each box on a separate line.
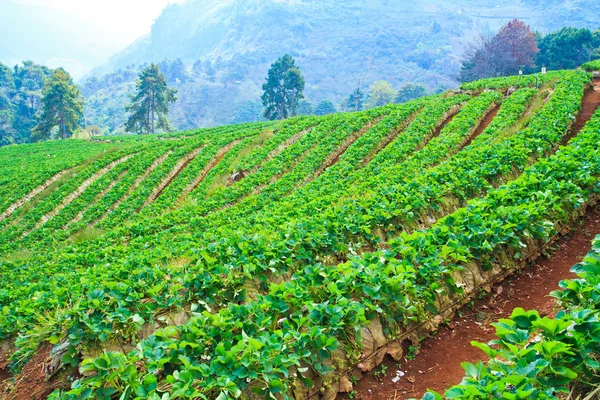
[84, 0, 600, 131]
[1, 68, 600, 399]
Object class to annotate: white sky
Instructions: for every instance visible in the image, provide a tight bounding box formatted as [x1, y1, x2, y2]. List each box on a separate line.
[13, 0, 183, 48]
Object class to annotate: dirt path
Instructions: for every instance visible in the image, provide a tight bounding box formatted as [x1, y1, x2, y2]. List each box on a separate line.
[141, 146, 205, 209]
[560, 77, 600, 145]
[340, 205, 600, 400]
[459, 104, 500, 150]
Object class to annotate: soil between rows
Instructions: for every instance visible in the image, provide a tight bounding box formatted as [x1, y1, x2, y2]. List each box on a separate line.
[339, 205, 600, 400]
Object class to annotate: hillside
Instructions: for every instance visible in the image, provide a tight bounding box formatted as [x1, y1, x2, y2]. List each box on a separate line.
[81, 0, 600, 131]
[1, 65, 600, 398]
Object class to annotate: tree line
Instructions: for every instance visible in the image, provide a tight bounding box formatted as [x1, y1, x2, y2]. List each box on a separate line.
[460, 20, 600, 82]
[1, 21, 599, 145]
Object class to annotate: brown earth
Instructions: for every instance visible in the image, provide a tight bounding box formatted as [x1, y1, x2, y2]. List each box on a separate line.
[0, 344, 71, 400]
[560, 76, 600, 145]
[459, 104, 500, 150]
[338, 189, 600, 400]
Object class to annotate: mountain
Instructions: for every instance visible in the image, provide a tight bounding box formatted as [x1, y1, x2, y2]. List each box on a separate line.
[84, 0, 600, 132]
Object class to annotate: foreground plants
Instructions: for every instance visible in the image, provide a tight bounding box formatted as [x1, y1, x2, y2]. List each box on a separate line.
[426, 234, 600, 400]
[47, 72, 600, 399]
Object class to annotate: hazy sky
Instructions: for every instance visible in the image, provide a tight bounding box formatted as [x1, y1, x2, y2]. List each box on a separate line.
[13, 0, 183, 48]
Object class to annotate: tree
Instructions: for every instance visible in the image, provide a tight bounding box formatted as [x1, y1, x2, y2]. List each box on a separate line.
[537, 27, 600, 70]
[366, 80, 396, 108]
[460, 19, 538, 82]
[261, 54, 305, 120]
[33, 68, 83, 141]
[347, 88, 364, 111]
[395, 83, 428, 103]
[314, 100, 337, 116]
[297, 100, 314, 116]
[125, 63, 177, 134]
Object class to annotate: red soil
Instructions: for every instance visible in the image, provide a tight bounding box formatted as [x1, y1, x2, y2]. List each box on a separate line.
[339, 205, 600, 400]
[0, 344, 69, 400]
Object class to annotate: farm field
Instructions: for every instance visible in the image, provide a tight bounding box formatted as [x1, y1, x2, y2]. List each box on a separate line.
[1, 67, 600, 400]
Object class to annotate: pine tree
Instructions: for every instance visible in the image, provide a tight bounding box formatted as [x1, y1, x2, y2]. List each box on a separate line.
[261, 55, 305, 120]
[125, 63, 177, 134]
[33, 68, 83, 141]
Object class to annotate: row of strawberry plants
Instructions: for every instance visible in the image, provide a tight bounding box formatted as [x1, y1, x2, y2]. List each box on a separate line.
[109, 91, 497, 266]
[0, 92, 502, 341]
[13, 140, 183, 252]
[248, 92, 493, 228]
[427, 233, 600, 399]
[102, 95, 460, 245]
[127, 106, 392, 233]
[0, 142, 146, 252]
[49, 102, 600, 400]
[0, 123, 254, 253]
[232, 117, 319, 173]
[186, 106, 393, 217]
[460, 70, 563, 91]
[0, 102, 425, 344]
[129, 123, 272, 222]
[0, 139, 117, 216]
[0, 73, 581, 360]
[581, 58, 600, 71]
[0, 91, 506, 348]
[94, 133, 214, 229]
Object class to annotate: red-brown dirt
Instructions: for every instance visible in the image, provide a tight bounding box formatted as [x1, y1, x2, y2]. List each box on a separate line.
[459, 104, 500, 150]
[0, 344, 71, 400]
[338, 205, 600, 400]
[560, 77, 600, 145]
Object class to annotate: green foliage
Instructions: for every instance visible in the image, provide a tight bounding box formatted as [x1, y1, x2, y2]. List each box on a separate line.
[582, 58, 600, 71]
[435, 233, 600, 399]
[33, 68, 83, 141]
[537, 27, 600, 70]
[366, 80, 396, 108]
[395, 83, 428, 104]
[314, 100, 337, 116]
[261, 54, 305, 120]
[0, 69, 596, 399]
[0, 61, 53, 145]
[125, 63, 177, 134]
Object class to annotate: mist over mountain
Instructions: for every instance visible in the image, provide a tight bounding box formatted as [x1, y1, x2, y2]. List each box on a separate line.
[79, 0, 600, 131]
[0, 1, 125, 78]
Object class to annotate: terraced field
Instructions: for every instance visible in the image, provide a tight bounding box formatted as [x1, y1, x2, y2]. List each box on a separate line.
[1, 68, 600, 400]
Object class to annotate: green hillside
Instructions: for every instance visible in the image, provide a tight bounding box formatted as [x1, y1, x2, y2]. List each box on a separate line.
[1, 67, 600, 399]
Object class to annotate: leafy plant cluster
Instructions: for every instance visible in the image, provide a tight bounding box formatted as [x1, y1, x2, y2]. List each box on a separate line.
[428, 232, 600, 399]
[44, 70, 600, 399]
[581, 58, 600, 72]
[1, 71, 579, 350]
[0, 68, 593, 398]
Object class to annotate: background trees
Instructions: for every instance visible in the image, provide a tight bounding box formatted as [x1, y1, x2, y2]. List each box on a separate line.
[460, 19, 538, 82]
[536, 27, 600, 70]
[261, 55, 305, 120]
[125, 63, 177, 134]
[365, 80, 396, 109]
[314, 100, 337, 116]
[32, 68, 83, 141]
[395, 83, 428, 103]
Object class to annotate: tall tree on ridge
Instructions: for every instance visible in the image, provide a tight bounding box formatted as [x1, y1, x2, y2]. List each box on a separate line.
[125, 63, 177, 134]
[261, 55, 305, 120]
[33, 68, 83, 141]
